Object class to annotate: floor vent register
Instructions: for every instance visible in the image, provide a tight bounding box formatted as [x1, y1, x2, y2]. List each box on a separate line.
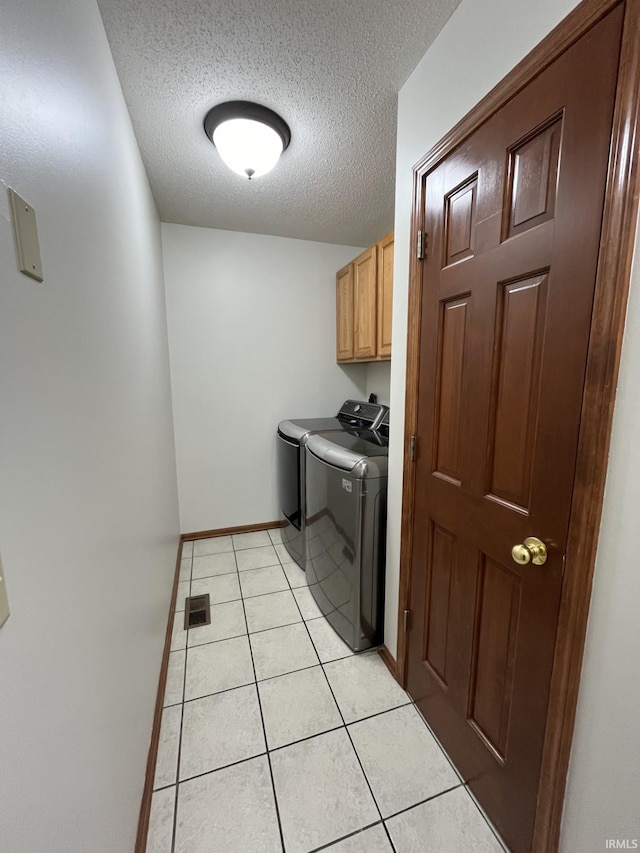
[184, 593, 211, 630]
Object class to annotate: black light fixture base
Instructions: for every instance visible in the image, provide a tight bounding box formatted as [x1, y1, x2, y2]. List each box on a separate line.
[203, 101, 291, 151]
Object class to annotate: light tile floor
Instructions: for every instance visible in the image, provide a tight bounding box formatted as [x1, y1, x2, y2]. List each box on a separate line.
[148, 528, 507, 853]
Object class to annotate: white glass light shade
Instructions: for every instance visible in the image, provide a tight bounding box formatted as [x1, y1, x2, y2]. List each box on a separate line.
[212, 118, 284, 179]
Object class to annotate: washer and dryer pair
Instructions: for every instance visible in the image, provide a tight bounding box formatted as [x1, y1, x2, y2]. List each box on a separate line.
[276, 401, 389, 652]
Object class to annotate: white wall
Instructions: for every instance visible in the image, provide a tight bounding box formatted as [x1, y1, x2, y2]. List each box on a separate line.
[162, 223, 369, 532]
[390, 0, 640, 849]
[559, 215, 640, 848]
[366, 361, 392, 407]
[0, 2, 179, 852]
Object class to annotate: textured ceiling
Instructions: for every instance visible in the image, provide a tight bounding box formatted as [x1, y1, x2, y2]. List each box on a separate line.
[97, 0, 460, 246]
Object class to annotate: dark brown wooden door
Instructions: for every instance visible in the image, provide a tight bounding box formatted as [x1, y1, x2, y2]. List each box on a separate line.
[406, 8, 623, 852]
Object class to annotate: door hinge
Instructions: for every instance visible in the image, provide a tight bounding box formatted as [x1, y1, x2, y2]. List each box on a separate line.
[403, 609, 411, 632]
[409, 435, 417, 461]
[417, 230, 427, 260]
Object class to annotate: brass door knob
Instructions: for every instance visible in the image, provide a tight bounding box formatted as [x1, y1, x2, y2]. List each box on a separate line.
[511, 537, 547, 566]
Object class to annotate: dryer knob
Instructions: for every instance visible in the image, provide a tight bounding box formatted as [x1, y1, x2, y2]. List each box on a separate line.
[354, 404, 362, 413]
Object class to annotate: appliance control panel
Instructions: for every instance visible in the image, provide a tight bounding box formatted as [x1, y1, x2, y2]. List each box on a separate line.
[337, 400, 388, 429]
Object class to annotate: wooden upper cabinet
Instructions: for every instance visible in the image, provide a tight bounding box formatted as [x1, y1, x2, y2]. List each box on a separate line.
[353, 246, 377, 360]
[336, 232, 393, 363]
[376, 231, 394, 359]
[336, 263, 354, 361]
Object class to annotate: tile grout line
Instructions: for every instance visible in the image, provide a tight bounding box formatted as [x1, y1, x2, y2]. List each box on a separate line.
[188, 581, 295, 605]
[194, 562, 283, 578]
[283, 542, 459, 852]
[193, 604, 300, 637]
[178, 670, 412, 726]
[330, 670, 454, 852]
[181, 609, 333, 653]
[169, 538, 282, 849]
[178, 553, 461, 823]
[341, 710, 397, 851]
[286, 577, 395, 851]
[170, 704, 425, 790]
[193, 533, 302, 565]
[383, 782, 464, 824]
[185, 531, 477, 851]
[237, 567, 286, 853]
[174, 530, 476, 852]
[175, 648, 410, 708]
[172, 748, 269, 788]
[306, 820, 384, 853]
[155, 755, 466, 826]
[265, 721, 343, 756]
[305, 551, 494, 850]
[277, 698, 409, 749]
[183, 662, 315, 697]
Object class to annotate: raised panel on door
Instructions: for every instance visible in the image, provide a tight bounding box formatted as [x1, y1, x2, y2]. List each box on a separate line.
[407, 8, 623, 852]
[423, 523, 456, 686]
[485, 272, 548, 512]
[353, 247, 377, 360]
[376, 231, 394, 359]
[468, 555, 522, 761]
[336, 264, 354, 361]
[444, 175, 478, 267]
[433, 294, 470, 485]
[503, 115, 562, 240]
[408, 518, 481, 720]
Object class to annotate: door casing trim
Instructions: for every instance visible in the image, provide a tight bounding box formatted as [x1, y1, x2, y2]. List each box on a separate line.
[396, 0, 640, 850]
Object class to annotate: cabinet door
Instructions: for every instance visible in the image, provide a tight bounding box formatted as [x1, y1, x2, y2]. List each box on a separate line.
[376, 231, 394, 359]
[353, 247, 377, 360]
[336, 263, 354, 361]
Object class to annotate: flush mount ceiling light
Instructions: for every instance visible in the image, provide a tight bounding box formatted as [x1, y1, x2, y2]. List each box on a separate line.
[204, 101, 291, 180]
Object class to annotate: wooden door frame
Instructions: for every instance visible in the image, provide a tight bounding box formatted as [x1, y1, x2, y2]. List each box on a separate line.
[395, 0, 640, 849]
